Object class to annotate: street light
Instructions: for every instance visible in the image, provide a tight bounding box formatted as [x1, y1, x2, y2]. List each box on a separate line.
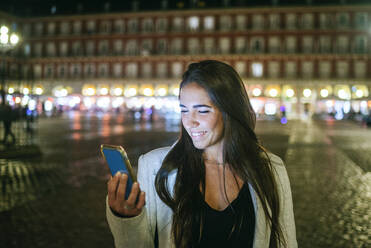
[1, 24, 20, 105]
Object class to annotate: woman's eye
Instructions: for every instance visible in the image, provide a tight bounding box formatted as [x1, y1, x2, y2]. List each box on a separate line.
[199, 110, 210, 114]
[181, 110, 188, 113]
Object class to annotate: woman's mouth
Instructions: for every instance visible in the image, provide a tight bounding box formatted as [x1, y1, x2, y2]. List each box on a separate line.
[191, 131, 207, 138]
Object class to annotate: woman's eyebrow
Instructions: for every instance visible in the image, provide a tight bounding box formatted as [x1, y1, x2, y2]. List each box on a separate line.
[179, 104, 212, 108]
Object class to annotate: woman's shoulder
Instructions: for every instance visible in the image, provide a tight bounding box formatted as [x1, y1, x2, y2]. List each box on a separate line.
[266, 152, 285, 168]
[138, 146, 172, 172]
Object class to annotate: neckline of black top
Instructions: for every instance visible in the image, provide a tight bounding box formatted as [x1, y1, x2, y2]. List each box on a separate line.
[202, 183, 247, 212]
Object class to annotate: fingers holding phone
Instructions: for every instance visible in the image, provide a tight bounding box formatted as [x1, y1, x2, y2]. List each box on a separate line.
[107, 172, 146, 217]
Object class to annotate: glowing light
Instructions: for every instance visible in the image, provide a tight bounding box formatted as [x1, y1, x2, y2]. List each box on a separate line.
[113, 88, 123, 96]
[265, 103, 277, 115]
[252, 63, 263, 77]
[44, 100, 53, 111]
[69, 96, 81, 108]
[0, 34, 8, 44]
[280, 117, 288, 124]
[28, 99, 36, 111]
[320, 89, 329, 98]
[0, 26, 9, 34]
[23, 88, 30, 95]
[10, 34, 19, 45]
[15, 97, 21, 104]
[338, 89, 349, 99]
[97, 97, 110, 109]
[286, 89, 294, 98]
[100, 88, 109, 95]
[83, 87, 96, 96]
[124, 88, 137, 97]
[35, 87, 43, 95]
[252, 88, 262, 97]
[143, 87, 154, 96]
[189, 16, 199, 29]
[83, 97, 93, 109]
[60, 89, 68, 97]
[355, 89, 363, 98]
[269, 89, 278, 97]
[8, 88, 14, 94]
[112, 97, 124, 108]
[303, 89, 311, 98]
[172, 87, 179, 96]
[157, 88, 167, 96]
[343, 102, 351, 114]
[21, 95, 29, 106]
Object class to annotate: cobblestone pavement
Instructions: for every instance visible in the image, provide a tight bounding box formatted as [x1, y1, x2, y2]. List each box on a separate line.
[0, 112, 370, 248]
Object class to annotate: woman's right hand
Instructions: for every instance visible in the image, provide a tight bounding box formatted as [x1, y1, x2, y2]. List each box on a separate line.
[107, 172, 146, 217]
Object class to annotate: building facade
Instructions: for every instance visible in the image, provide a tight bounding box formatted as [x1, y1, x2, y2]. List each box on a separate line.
[1, 4, 371, 119]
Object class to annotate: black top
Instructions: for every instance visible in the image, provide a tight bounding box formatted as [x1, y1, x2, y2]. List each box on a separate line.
[193, 183, 255, 248]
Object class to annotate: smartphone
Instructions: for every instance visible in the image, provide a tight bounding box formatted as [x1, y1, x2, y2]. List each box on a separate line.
[100, 144, 137, 200]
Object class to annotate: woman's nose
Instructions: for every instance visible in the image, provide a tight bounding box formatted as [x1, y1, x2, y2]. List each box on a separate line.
[183, 116, 199, 128]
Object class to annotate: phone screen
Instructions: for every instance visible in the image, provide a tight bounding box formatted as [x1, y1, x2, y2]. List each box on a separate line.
[102, 147, 134, 200]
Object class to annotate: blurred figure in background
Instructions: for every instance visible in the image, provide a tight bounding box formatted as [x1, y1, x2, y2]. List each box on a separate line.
[0, 104, 16, 145]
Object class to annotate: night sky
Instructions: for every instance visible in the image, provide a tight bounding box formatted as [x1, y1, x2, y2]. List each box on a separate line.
[1, 0, 371, 17]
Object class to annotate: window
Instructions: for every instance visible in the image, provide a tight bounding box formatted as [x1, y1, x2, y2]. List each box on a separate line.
[302, 61, 313, 78]
[204, 16, 215, 31]
[35, 23, 43, 35]
[171, 38, 183, 54]
[87, 20, 96, 34]
[70, 63, 82, 78]
[337, 13, 349, 28]
[113, 40, 123, 55]
[58, 64, 68, 78]
[336, 61, 348, 78]
[24, 43, 31, 56]
[319, 36, 331, 53]
[60, 22, 70, 35]
[188, 38, 200, 54]
[319, 61, 331, 78]
[251, 62, 263, 77]
[286, 14, 297, 29]
[72, 41, 82, 56]
[34, 42, 42, 57]
[114, 20, 125, 33]
[285, 61, 296, 78]
[46, 42, 56, 56]
[126, 63, 138, 78]
[126, 40, 138, 55]
[302, 36, 313, 53]
[301, 14, 313, 29]
[355, 36, 367, 53]
[141, 39, 153, 55]
[269, 14, 280, 29]
[45, 64, 54, 78]
[156, 18, 168, 32]
[128, 19, 138, 33]
[355, 13, 368, 29]
[100, 21, 111, 33]
[268, 61, 280, 78]
[187, 16, 200, 31]
[86, 41, 95, 56]
[98, 40, 109, 55]
[220, 15, 232, 31]
[354, 61, 366, 78]
[235, 62, 246, 77]
[319, 13, 332, 29]
[336, 36, 349, 53]
[157, 39, 167, 54]
[142, 63, 152, 78]
[157, 63, 167, 78]
[285, 36, 297, 53]
[113, 63, 122, 78]
[250, 37, 264, 53]
[84, 63, 96, 78]
[268, 36, 281, 53]
[236, 15, 246, 31]
[235, 37, 247, 54]
[73, 21, 82, 34]
[23, 24, 31, 36]
[33, 64, 42, 78]
[219, 37, 230, 54]
[252, 15, 264, 30]
[172, 62, 183, 78]
[47, 23, 55, 35]
[142, 18, 154, 33]
[98, 63, 109, 77]
[173, 17, 184, 32]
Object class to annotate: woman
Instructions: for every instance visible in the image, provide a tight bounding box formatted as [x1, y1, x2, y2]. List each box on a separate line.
[106, 60, 297, 247]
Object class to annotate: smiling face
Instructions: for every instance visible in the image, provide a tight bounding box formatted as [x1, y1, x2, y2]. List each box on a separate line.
[179, 82, 224, 157]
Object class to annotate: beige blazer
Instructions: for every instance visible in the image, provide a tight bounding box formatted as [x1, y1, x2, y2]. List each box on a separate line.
[106, 146, 298, 248]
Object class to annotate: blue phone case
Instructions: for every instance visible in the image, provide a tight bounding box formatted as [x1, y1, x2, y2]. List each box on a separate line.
[102, 147, 134, 200]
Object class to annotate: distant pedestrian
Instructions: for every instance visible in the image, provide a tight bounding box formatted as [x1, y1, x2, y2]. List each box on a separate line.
[1, 104, 16, 145]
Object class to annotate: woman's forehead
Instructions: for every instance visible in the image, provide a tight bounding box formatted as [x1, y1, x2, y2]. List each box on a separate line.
[179, 83, 211, 103]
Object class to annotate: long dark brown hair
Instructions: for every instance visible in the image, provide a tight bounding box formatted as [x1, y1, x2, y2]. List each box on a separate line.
[155, 60, 285, 247]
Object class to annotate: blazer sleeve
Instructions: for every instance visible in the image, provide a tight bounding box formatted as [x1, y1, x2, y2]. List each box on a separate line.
[106, 154, 156, 248]
[271, 155, 298, 248]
